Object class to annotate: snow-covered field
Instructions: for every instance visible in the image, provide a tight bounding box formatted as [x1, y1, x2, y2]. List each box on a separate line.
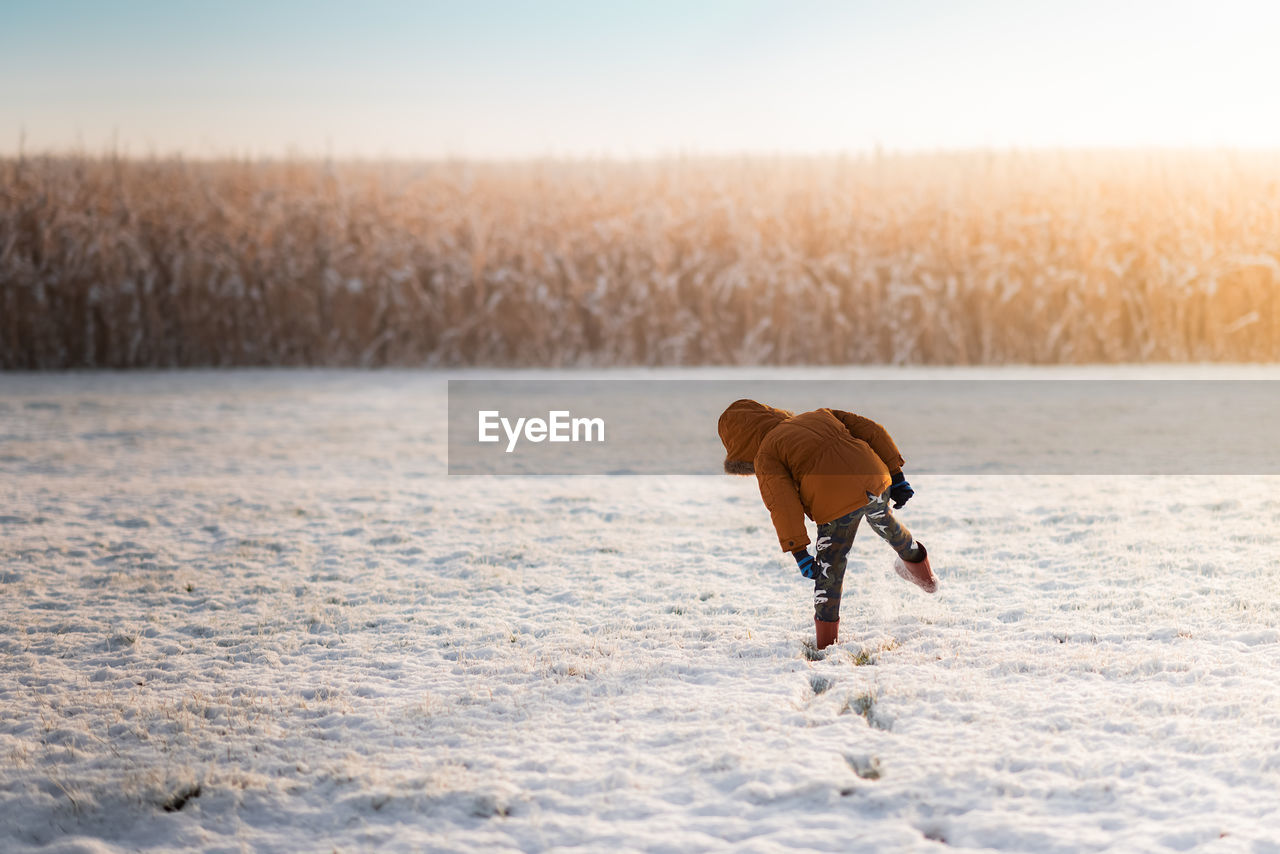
[2, 368, 1280, 853]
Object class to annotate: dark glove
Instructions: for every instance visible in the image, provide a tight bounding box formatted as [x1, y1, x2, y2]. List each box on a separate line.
[889, 470, 914, 509]
[792, 549, 817, 579]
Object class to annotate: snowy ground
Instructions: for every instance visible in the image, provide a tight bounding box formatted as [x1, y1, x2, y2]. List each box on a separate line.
[2, 368, 1280, 853]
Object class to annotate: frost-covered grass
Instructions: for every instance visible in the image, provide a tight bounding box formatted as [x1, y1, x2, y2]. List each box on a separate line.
[7, 152, 1280, 369]
[2, 369, 1279, 852]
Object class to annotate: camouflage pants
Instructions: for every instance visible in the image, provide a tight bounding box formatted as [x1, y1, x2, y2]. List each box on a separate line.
[812, 488, 921, 623]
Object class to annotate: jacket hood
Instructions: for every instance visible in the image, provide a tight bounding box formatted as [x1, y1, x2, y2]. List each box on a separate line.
[718, 399, 791, 474]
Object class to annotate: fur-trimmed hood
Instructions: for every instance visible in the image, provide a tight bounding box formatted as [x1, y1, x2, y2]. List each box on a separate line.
[717, 399, 791, 474]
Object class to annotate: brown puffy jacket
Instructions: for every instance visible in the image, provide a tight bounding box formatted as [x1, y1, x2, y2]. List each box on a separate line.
[717, 399, 905, 552]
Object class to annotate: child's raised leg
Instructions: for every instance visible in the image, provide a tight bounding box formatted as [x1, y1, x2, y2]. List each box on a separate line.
[862, 489, 924, 562]
[864, 488, 937, 593]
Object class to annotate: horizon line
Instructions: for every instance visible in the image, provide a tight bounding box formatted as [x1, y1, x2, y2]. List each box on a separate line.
[9, 143, 1280, 166]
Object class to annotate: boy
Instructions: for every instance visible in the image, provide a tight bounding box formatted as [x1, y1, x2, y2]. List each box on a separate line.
[718, 399, 936, 650]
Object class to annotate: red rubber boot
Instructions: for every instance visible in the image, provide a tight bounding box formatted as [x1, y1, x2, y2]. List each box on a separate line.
[893, 542, 938, 593]
[815, 619, 840, 650]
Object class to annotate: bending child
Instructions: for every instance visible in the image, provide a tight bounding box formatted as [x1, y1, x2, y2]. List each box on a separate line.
[718, 399, 937, 650]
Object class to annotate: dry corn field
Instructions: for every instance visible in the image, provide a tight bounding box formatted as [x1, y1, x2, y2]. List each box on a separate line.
[3, 151, 1280, 368]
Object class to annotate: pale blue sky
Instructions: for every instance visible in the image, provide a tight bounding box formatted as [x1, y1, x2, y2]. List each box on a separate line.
[3, 0, 1280, 157]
